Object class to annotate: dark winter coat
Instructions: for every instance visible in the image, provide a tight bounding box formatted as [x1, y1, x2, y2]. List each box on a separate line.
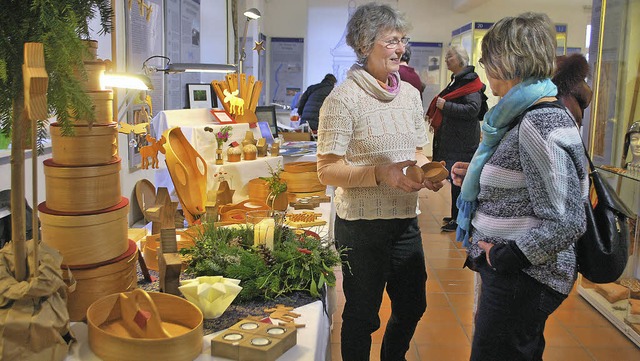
[432, 66, 483, 163]
[297, 78, 335, 131]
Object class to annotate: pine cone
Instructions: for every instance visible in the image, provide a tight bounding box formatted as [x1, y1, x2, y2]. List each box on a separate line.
[228, 236, 243, 248]
[257, 244, 277, 267]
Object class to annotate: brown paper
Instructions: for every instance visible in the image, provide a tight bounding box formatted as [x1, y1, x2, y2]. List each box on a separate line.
[0, 240, 74, 360]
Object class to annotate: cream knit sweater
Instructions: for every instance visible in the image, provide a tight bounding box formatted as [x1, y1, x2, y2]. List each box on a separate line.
[317, 65, 428, 220]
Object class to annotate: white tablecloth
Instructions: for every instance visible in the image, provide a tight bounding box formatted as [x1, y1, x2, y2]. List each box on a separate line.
[151, 108, 283, 203]
[65, 300, 331, 361]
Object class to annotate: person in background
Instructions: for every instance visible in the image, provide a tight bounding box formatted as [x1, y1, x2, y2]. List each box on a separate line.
[453, 13, 588, 360]
[398, 43, 425, 98]
[426, 45, 485, 232]
[316, 3, 444, 360]
[296, 73, 337, 131]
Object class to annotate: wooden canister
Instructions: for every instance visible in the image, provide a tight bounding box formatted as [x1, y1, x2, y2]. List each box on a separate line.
[50, 123, 118, 166]
[64, 239, 138, 321]
[38, 198, 130, 266]
[44, 158, 121, 213]
[75, 60, 106, 92]
[70, 90, 114, 124]
[86, 291, 203, 361]
[248, 178, 270, 201]
[81, 39, 99, 61]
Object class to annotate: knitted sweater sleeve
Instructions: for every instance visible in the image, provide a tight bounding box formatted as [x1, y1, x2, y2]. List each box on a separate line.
[514, 112, 588, 265]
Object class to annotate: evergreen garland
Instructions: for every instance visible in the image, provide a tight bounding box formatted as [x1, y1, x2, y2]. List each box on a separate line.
[180, 223, 344, 302]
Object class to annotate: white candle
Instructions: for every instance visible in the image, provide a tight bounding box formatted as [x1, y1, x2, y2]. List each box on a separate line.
[254, 217, 276, 250]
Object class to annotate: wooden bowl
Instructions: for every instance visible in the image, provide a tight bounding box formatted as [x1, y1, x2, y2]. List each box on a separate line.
[421, 162, 449, 182]
[142, 230, 197, 272]
[87, 291, 203, 361]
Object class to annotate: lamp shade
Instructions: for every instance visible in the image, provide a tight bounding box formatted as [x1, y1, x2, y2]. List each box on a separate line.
[101, 72, 153, 90]
[243, 8, 261, 20]
[166, 63, 237, 74]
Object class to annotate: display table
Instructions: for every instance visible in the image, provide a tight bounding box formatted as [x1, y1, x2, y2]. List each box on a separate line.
[151, 108, 284, 203]
[65, 300, 331, 361]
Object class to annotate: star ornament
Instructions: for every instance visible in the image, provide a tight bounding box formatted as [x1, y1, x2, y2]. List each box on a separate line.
[253, 41, 265, 56]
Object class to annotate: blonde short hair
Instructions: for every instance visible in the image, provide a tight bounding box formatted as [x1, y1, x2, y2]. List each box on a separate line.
[480, 12, 556, 80]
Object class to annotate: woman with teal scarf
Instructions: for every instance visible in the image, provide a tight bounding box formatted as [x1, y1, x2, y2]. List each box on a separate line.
[453, 13, 589, 360]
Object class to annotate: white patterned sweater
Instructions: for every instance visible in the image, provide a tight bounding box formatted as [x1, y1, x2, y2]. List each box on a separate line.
[317, 69, 428, 221]
[468, 105, 589, 295]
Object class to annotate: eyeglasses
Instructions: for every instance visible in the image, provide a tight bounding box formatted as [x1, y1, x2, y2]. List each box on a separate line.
[383, 37, 410, 49]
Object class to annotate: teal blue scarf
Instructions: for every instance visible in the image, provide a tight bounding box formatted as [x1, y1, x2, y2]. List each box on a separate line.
[456, 78, 557, 246]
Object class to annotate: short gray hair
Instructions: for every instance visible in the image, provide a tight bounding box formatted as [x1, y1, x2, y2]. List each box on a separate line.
[346, 2, 410, 65]
[480, 12, 556, 80]
[447, 45, 469, 67]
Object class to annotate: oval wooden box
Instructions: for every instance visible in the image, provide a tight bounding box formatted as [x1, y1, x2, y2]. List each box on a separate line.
[44, 157, 121, 213]
[50, 123, 118, 166]
[87, 291, 203, 361]
[38, 198, 129, 266]
[70, 90, 114, 124]
[142, 231, 197, 272]
[64, 239, 138, 322]
[280, 171, 325, 193]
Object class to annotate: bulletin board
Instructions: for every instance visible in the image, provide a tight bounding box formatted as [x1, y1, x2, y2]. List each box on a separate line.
[269, 37, 304, 108]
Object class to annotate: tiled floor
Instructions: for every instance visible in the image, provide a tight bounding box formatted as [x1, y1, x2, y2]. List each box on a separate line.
[329, 183, 640, 360]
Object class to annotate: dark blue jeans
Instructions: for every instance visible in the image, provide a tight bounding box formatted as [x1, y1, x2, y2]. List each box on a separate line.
[471, 258, 567, 361]
[335, 216, 427, 361]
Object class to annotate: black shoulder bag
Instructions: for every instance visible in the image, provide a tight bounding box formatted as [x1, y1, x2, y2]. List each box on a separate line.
[576, 144, 634, 283]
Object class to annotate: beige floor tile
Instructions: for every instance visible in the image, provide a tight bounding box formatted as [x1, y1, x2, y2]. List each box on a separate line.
[543, 324, 582, 347]
[415, 344, 472, 361]
[427, 257, 466, 269]
[543, 346, 595, 361]
[440, 280, 475, 293]
[434, 268, 475, 282]
[426, 292, 450, 308]
[589, 346, 640, 361]
[570, 326, 639, 348]
[413, 324, 470, 346]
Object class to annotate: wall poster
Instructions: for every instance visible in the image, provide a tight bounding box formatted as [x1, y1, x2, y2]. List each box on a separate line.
[269, 37, 304, 108]
[409, 42, 443, 111]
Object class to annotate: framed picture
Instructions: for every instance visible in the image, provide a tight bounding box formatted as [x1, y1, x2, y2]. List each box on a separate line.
[210, 108, 236, 124]
[187, 83, 216, 109]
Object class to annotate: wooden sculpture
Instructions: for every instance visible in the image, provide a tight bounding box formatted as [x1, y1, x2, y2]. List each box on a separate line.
[215, 179, 235, 207]
[158, 229, 181, 296]
[163, 127, 208, 225]
[118, 121, 149, 135]
[139, 134, 166, 169]
[145, 187, 178, 234]
[119, 289, 171, 339]
[212, 73, 262, 123]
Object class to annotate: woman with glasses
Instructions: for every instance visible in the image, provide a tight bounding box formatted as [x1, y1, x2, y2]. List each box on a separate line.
[427, 45, 486, 233]
[316, 3, 444, 360]
[452, 13, 588, 360]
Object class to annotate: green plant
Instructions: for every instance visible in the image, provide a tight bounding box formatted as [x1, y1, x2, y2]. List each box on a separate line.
[0, 1, 113, 150]
[260, 162, 287, 198]
[180, 223, 345, 301]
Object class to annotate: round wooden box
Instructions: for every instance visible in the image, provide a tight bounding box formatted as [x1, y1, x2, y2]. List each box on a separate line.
[50, 123, 118, 166]
[87, 291, 203, 361]
[81, 40, 98, 61]
[247, 178, 270, 201]
[142, 231, 197, 272]
[38, 198, 130, 266]
[75, 60, 106, 92]
[63, 239, 138, 321]
[44, 157, 121, 213]
[70, 90, 114, 124]
[280, 170, 324, 193]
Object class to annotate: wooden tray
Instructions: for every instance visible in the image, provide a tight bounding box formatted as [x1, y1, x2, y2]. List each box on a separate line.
[50, 123, 118, 166]
[87, 291, 203, 361]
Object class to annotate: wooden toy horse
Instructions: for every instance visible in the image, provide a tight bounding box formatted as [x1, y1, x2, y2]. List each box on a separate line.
[139, 134, 166, 169]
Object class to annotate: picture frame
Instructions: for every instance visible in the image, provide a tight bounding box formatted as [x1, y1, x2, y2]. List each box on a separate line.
[187, 83, 216, 109]
[210, 108, 236, 124]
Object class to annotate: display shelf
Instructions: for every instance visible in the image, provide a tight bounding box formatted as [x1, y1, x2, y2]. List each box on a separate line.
[577, 285, 640, 347]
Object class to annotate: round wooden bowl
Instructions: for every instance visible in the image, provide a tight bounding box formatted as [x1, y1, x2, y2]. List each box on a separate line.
[70, 90, 114, 124]
[142, 231, 197, 272]
[63, 239, 138, 321]
[280, 171, 325, 193]
[87, 291, 203, 361]
[50, 123, 118, 166]
[44, 157, 121, 213]
[421, 162, 449, 183]
[284, 161, 317, 173]
[38, 198, 130, 266]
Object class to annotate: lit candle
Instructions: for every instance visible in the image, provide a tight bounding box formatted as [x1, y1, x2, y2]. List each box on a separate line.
[253, 217, 276, 250]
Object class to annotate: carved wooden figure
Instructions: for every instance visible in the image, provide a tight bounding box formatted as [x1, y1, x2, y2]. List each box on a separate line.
[264, 304, 301, 323]
[158, 228, 182, 296]
[145, 187, 178, 234]
[256, 138, 268, 157]
[215, 180, 235, 207]
[139, 134, 167, 169]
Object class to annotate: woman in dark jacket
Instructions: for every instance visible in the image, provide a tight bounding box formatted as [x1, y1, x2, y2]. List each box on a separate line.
[427, 45, 486, 232]
[297, 73, 337, 131]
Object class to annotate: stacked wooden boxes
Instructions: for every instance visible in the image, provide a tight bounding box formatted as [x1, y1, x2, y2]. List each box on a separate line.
[38, 40, 136, 321]
[280, 162, 325, 198]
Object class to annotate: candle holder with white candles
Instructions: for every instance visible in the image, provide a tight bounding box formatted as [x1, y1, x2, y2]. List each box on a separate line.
[246, 210, 285, 250]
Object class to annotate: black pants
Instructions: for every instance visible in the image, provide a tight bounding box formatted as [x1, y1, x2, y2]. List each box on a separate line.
[470, 259, 567, 361]
[335, 216, 427, 361]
